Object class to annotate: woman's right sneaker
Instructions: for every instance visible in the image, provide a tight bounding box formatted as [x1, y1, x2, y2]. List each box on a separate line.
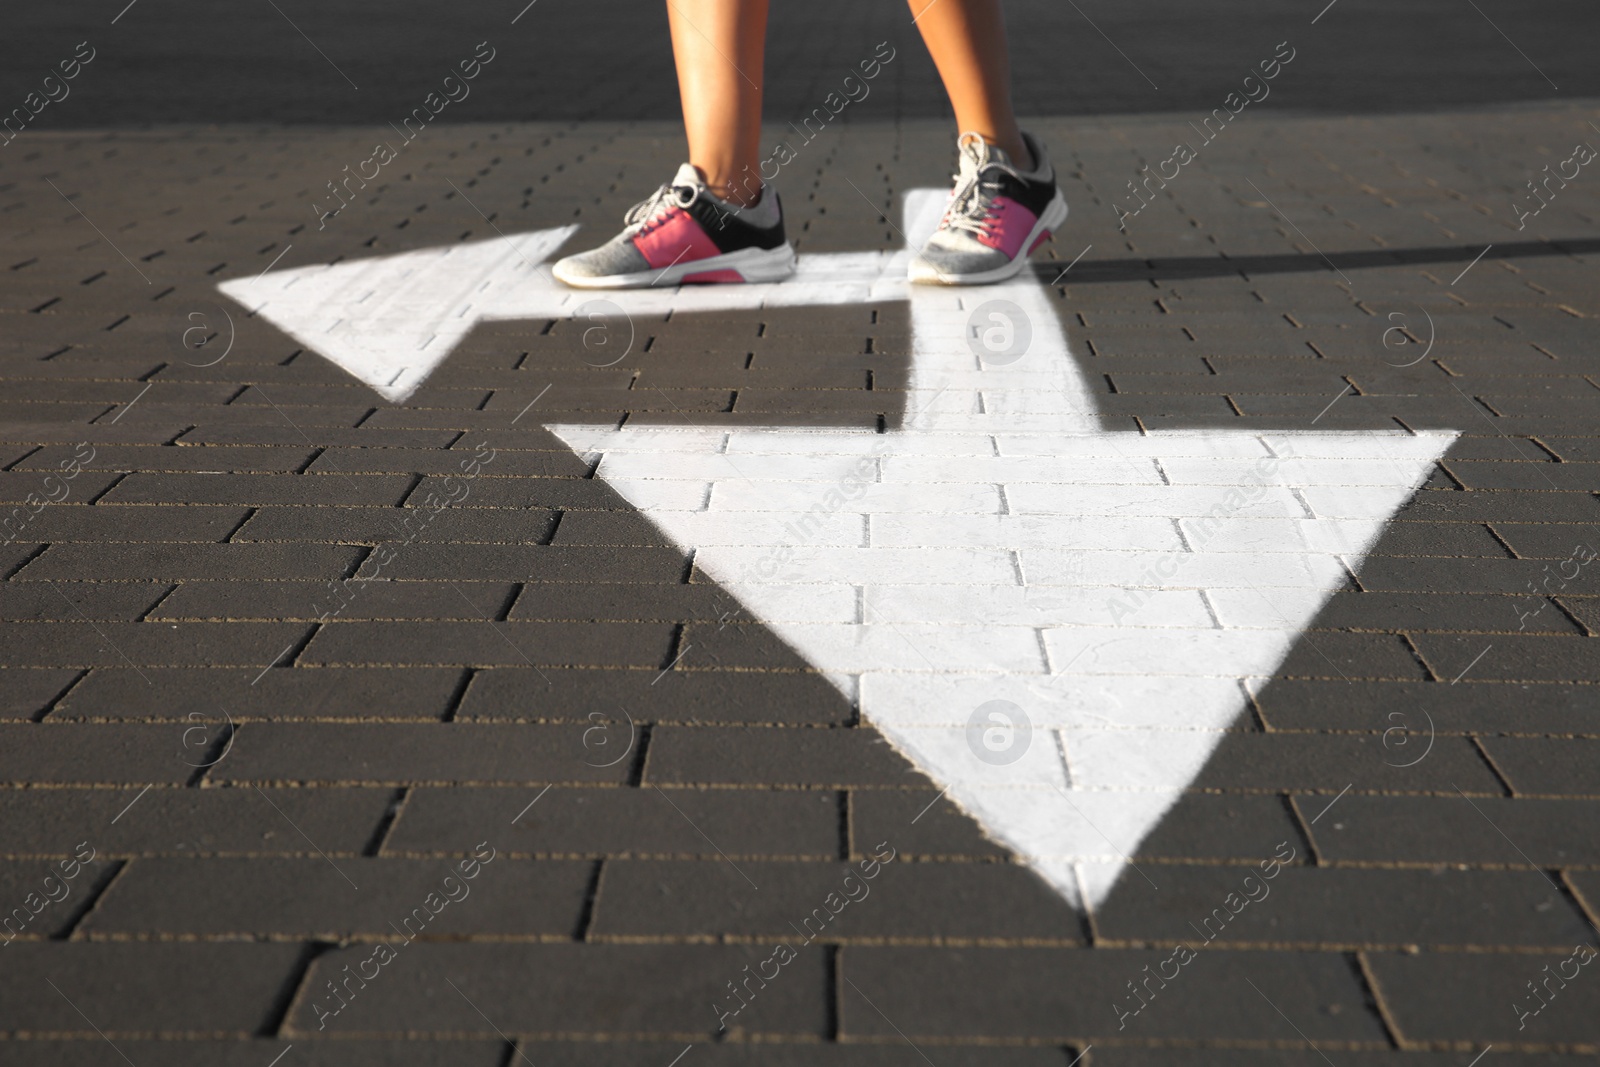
[908, 130, 1068, 286]
[552, 164, 796, 289]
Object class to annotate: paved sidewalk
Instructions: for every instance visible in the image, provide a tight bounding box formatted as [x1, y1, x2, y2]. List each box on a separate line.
[3, 4, 1600, 1065]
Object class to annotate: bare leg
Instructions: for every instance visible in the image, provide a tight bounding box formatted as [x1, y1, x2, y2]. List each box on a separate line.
[666, 0, 768, 207]
[908, 0, 1032, 169]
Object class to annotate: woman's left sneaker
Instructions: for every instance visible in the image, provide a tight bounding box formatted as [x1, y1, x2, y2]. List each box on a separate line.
[908, 131, 1069, 286]
[552, 164, 796, 289]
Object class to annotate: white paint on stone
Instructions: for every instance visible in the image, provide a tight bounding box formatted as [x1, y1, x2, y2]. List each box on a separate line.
[221, 191, 1456, 911]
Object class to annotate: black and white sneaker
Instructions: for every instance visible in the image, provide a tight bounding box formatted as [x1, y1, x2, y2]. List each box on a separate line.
[552, 163, 796, 288]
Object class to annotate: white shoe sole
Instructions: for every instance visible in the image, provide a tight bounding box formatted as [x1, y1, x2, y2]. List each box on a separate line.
[553, 243, 797, 289]
[908, 192, 1070, 287]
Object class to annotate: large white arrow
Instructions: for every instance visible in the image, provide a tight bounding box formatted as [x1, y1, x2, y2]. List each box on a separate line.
[222, 196, 1455, 911]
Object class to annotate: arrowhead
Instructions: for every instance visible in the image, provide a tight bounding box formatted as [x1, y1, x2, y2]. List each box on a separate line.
[219, 222, 918, 403]
[547, 191, 1457, 910]
[220, 225, 578, 402]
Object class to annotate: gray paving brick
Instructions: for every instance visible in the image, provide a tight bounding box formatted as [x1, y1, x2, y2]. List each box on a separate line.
[1561, 594, 1600, 636]
[1490, 523, 1600, 559]
[0, 620, 306, 668]
[0, 1040, 507, 1067]
[10, 503, 253, 542]
[17, 542, 365, 581]
[180, 425, 460, 449]
[0, 469, 121, 505]
[1355, 555, 1598, 596]
[388, 786, 842, 858]
[0, 582, 167, 621]
[1411, 632, 1600, 683]
[1445, 460, 1600, 491]
[1255, 679, 1598, 734]
[53, 665, 464, 720]
[1389, 491, 1600, 525]
[519, 1046, 1072, 1067]
[593, 857, 1079, 941]
[83, 856, 592, 937]
[850, 789, 1008, 860]
[839, 945, 1386, 1042]
[150, 580, 521, 622]
[1275, 632, 1430, 679]
[1480, 737, 1600, 797]
[0, 667, 80, 719]
[300, 619, 675, 668]
[12, 443, 315, 473]
[1087, 1052, 1575, 1066]
[1367, 950, 1600, 1044]
[1191, 733, 1500, 794]
[234, 505, 559, 544]
[1315, 590, 1579, 633]
[1305, 794, 1600, 866]
[457, 665, 854, 725]
[1356, 520, 1513, 559]
[376, 543, 688, 583]
[213, 723, 631, 785]
[0, 785, 392, 856]
[0, 942, 303, 1034]
[648, 726, 930, 789]
[100, 472, 414, 506]
[0, 723, 200, 784]
[0, 856, 118, 939]
[306, 446, 577, 478]
[289, 942, 830, 1037]
[1096, 864, 1590, 949]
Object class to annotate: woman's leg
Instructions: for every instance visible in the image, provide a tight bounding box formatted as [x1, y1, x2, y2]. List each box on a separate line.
[908, 0, 1032, 168]
[666, 0, 768, 206]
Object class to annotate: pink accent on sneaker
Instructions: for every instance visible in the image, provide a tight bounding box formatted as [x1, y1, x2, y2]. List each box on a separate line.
[1027, 230, 1051, 254]
[682, 268, 743, 283]
[977, 197, 1040, 258]
[632, 208, 720, 270]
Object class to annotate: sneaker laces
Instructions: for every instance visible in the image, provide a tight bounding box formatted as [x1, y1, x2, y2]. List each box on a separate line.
[623, 179, 701, 235]
[942, 133, 1022, 238]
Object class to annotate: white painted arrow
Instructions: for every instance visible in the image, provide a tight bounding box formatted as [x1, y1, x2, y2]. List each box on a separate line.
[220, 195, 1455, 911]
[219, 224, 902, 403]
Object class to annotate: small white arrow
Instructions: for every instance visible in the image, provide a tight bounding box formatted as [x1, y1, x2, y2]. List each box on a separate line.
[220, 224, 905, 403]
[220, 195, 1455, 912]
